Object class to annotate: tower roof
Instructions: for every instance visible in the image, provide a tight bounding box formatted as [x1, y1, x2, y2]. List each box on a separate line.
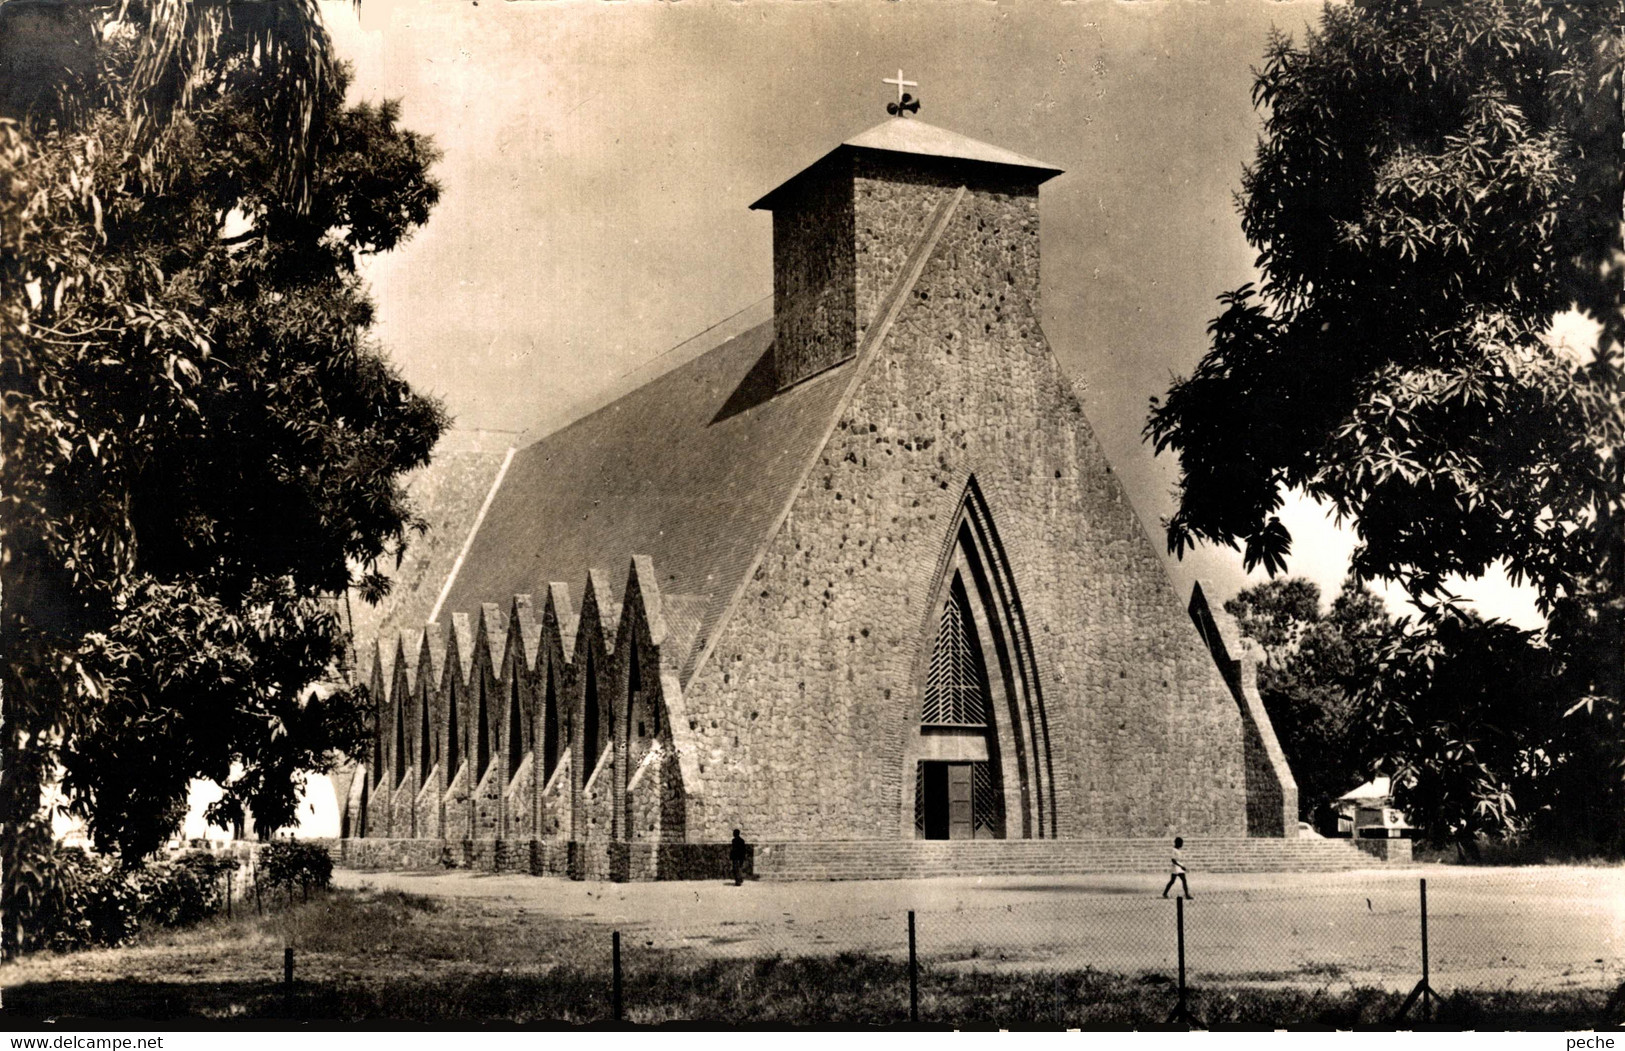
[751, 119, 1063, 211]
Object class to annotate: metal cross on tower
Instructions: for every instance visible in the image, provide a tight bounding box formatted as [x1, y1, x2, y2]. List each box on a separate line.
[883, 69, 920, 117]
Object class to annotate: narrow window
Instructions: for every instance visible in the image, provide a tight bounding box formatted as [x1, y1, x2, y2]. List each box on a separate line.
[543, 665, 559, 782]
[476, 672, 491, 780]
[374, 703, 386, 788]
[447, 680, 460, 778]
[393, 700, 406, 786]
[582, 654, 600, 777]
[507, 670, 525, 779]
[627, 637, 642, 737]
[419, 685, 432, 776]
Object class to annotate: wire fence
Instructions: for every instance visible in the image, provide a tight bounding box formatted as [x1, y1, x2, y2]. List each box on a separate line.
[15, 864, 1621, 1027]
[603, 875, 1618, 984]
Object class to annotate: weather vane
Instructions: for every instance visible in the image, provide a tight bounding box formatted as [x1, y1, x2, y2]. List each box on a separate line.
[883, 69, 920, 117]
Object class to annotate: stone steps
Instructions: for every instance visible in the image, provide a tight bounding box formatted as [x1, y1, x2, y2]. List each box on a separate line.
[752, 837, 1395, 881]
[336, 835, 1406, 881]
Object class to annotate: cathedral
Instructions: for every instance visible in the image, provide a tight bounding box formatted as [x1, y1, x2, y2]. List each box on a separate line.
[341, 109, 1382, 880]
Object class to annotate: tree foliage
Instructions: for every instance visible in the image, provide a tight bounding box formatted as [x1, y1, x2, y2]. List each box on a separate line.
[1147, 1, 1622, 848]
[0, 0, 335, 207]
[1358, 609, 1564, 850]
[1, 8, 445, 949]
[1226, 576, 1393, 822]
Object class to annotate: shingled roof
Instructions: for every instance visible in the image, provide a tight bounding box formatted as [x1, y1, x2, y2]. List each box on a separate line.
[347, 446, 509, 651]
[435, 316, 853, 679]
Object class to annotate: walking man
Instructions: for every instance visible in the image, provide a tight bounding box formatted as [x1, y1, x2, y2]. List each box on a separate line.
[729, 828, 749, 886]
[1161, 836, 1193, 899]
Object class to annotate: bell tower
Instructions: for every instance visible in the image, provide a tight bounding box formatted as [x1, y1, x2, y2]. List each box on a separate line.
[750, 112, 1062, 391]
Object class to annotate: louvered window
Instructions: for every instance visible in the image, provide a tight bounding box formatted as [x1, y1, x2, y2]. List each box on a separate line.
[972, 760, 1004, 837]
[921, 579, 989, 726]
[914, 764, 926, 835]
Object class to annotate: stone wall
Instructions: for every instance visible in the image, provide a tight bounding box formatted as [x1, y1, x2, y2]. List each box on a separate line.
[851, 159, 1035, 348]
[390, 771, 417, 838]
[678, 173, 1250, 842]
[1355, 838, 1413, 863]
[578, 746, 616, 841]
[472, 764, 502, 839]
[539, 751, 571, 839]
[332, 836, 1397, 880]
[442, 765, 471, 841]
[505, 754, 534, 839]
[1188, 583, 1298, 835]
[529, 838, 571, 877]
[627, 744, 682, 843]
[347, 135, 1293, 864]
[626, 843, 738, 882]
[415, 766, 442, 839]
[364, 769, 391, 838]
[341, 837, 445, 870]
[770, 158, 857, 389]
[470, 837, 530, 873]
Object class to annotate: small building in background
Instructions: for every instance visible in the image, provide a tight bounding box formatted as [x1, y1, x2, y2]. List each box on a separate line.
[1333, 778, 1414, 839]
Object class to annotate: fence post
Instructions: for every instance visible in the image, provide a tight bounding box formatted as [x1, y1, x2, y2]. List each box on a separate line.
[612, 930, 623, 1023]
[225, 870, 233, 920]
[908, 910, 918, 1025]
[283, 945, 294, 1016]
[1164, 896, 1202, 1028]
[1420, 878, 1430, 996]
[1175, 896, 1187, 1015]
[1394, 876, 1437, 1024]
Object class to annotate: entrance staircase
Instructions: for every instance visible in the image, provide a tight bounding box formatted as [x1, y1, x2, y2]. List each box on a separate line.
[752, 837, 1400, 881]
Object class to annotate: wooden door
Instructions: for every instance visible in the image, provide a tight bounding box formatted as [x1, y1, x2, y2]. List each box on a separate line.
[948, 763, 974, 840]
[922, 762, 950, 840]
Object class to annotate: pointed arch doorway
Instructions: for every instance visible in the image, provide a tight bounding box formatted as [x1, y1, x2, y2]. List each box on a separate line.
[904, 478, 1054, 840]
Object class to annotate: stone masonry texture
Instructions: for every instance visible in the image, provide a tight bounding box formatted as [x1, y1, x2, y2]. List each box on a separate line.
[336, 126, 1360, 881]
[678, 167, 1247, 842]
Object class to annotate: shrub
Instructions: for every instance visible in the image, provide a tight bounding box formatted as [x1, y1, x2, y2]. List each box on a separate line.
[146, 851, 239, 927]
[259, 841, 334, 898]
[24, 847, 239, 953]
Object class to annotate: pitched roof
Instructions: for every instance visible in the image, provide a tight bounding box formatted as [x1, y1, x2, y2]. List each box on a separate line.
[659, 593, 710, 672]
[751, 119, 1063, 210]
[449, 612, 474, 682]
[1337, 778, 1393, 803]
[346, 446, 509, 649]
[395, 630, 422, 694]
[418, 623, 446, 686]
[435, 317, 853, 677]
[510, 594, 542, 668]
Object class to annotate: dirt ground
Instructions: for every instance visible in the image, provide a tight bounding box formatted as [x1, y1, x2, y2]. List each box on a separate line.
[336, 862, 1623, 992]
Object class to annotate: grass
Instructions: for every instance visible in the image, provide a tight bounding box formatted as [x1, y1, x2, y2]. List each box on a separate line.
[1410, 838, 1624, 868]
[3, 888, 1618, 1028]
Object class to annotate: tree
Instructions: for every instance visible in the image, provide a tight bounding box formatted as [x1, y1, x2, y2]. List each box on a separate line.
[0, 0, 334, 206]
[1226, 576, 1393, 823]
[1359, 609, 1554, 854]
[1145, 1, 1622, 848]
[2, 12, 445, 949]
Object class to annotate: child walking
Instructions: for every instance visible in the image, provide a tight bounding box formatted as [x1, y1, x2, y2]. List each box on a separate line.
[1162, 836, 1193, 899]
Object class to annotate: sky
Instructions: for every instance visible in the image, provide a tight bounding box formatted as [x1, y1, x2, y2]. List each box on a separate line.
[320, 0, 1545, 629]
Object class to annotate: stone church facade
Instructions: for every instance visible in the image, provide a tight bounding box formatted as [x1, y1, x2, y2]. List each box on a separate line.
[343, 118, 1367, 880]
